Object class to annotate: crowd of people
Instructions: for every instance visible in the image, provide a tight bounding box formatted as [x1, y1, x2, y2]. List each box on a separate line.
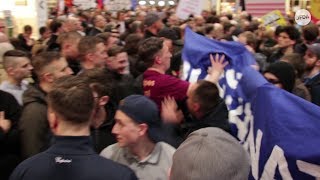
[0, 4, 319, 180]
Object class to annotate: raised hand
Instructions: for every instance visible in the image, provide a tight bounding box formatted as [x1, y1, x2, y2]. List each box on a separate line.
[161, 96, 183, 124]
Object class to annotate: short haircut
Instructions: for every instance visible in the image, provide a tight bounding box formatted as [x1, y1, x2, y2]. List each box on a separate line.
[32, 51, 62, 76]
[49, 19, 63, 33]
[192, 80, 221, 114]
[39, 26, 47, 35]
[107, 45, 125, 57]
[48, 75, 94, 124]
[78, 36, 104, 61]
[24, 25, 32, 32]
[57, 31, 82, 45]
[124, 34, 142, 55]
[302, 24, 319, 43]
[3, 50, 29, 69]
[96, 32, 111, 44]
[279, 25, 300, 41]
[240, 31, 257, 48]
[79, 68, 113, 97]
[138, 37, 163, 68]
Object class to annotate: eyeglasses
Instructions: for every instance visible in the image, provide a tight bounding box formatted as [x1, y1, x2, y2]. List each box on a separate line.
[266, 78, 281, 84]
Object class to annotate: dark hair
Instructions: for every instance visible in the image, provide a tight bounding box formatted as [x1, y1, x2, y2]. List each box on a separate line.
[96, 32, 112, 43]
[78, 36, 104, 60]
[302, 24, 319, 43]
[279, 26, 300, 41]
[124, 34, 143, 55]
[24, 25, 32, 32]
[39, 26, 47, 35]
[32, 51, 62, 76]
[3, 50, 29, 69]
[49, 19, 63, 33]
[48, 75, 94, 124]
[138, 37, 163, 68]
[264, 61, 296, 92]
[192, 80, 221, 114]
[79, 68, 113, 97]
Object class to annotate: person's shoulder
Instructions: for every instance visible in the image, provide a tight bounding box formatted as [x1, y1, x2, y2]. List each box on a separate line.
[158, 141, 176, 155]
[11, 152, 47, 176]
[91, 153, 137, 179]
[100, 143, 121, 158]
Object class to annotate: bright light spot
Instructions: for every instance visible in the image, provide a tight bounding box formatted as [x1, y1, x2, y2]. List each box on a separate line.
[158, 1, 165, 6]
[149, 0, 155, 5]
[139, 1, 146, 5]
[168, 1, 175, 5]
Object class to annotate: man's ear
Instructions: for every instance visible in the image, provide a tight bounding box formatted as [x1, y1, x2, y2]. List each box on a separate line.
[154, 55, 162, 65]
[138, 123, 148, 136]
[48, 109, 58, 134]
[99, 95, 109, 106]
[6, 67, 14, 76]
[42, 72, 54, 83]
[86, 53, 94, 62]
[193, 102, 201, 113]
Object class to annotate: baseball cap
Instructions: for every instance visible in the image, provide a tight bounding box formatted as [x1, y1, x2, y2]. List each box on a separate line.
[118, 95, 164, 143]
[306, 43, 320, 59]
[171, 127, 250, 180]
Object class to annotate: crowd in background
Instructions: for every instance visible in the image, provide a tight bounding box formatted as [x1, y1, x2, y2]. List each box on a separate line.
[0, 4, 319, 180]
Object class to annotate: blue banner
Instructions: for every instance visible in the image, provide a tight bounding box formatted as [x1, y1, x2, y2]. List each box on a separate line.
[182, 27, 320, 179]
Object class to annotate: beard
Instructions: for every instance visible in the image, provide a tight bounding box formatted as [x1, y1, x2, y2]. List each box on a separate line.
[305, 60, 317, 71]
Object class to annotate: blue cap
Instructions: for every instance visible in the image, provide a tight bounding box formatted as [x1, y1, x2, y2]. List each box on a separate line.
[118, 95, 163, 142]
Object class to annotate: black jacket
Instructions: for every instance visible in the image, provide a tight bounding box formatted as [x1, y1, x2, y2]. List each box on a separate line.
[305, 73, 320, 106]
[10, 136, 137, 180]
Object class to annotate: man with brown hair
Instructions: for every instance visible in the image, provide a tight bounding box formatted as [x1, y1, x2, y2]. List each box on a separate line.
[78, 36, 108, 73]
[19, 52, 73, 159]
[11, 76, 138, 180]
[58, 31, 82, 74]
[0, 50, 33, 105]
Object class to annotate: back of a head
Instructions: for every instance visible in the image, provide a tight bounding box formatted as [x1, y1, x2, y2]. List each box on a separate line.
[193, 80, 221, 114]
[3, 50, 29, 70]
[79, 68, 113, 97]
[48, 75, 94, 124]
[124, 34, 143, 55]
[302, 24, 319, 43]
[171, 127, 250, 180]
[78, 36, 104, 60]
[32, 51, 62, 78]
[50, 19, 64, 33]
[138, 37, 163, 68]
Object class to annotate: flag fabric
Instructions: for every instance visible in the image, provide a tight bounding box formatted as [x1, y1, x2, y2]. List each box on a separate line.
[182, 27, 320, 179]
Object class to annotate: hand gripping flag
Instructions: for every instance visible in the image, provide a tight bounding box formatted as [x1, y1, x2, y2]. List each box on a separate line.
[182, 27, 320, 179]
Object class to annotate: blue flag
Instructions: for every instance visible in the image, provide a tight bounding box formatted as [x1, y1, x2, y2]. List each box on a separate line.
[182, 27, 320, 179]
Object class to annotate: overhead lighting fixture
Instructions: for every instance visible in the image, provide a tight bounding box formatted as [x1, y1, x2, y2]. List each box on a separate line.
[149, 0, 155, 5]
[139, 1, 146, 5]
[158, 1, 165, 6]
[168, 1, 175, 5]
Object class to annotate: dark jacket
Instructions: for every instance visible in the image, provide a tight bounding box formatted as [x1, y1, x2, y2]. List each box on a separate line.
[164, 100, 231, 148]
[46, 34, 60, 52]
[17, 34, 33, 52]
[87, 27, 103, 36]
[180, 100, 231, 140]
[0, 90, 21, 180]
[305, 73, 320, 106]
[19, 84, 51, 159]
[9, 136, 138, 180]
[90, 102, 117, 153]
